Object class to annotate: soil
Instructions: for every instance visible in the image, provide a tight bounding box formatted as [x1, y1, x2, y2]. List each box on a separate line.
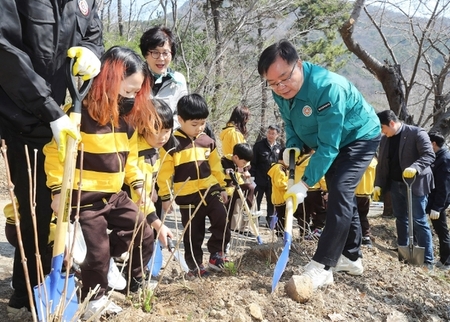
[0, 160, 449, 322]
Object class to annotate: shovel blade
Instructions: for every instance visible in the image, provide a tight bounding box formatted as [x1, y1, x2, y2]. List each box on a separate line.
[398, 244, 425, 265]
[33, 254, 79, 322]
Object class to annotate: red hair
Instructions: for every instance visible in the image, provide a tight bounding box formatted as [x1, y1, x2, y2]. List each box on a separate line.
[83, 47, 157, 131]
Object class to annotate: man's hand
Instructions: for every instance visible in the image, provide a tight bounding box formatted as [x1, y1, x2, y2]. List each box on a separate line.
[49, 114, 81, 162]
[403, 167, 417, 179]
[67, 47, 101, 81]
[51, 194, 60, 215]
[373, 186, 381, 202]
[282, 147, 301, 166]
[284, 181, 308, 211]
[430, 209, 440, 220]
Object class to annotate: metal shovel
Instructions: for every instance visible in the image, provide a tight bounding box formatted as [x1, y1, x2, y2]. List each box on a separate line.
[398, 175, 425, 265]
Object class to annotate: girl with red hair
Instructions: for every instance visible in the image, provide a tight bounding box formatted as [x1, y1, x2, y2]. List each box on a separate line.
[44, 46, 157, 318]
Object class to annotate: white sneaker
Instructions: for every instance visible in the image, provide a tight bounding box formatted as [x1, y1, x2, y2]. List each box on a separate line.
[334, 255, 364, 275]
[302, 260, 334, 290]
[83, 295, 122, 319]
[107, 258, 126, 290]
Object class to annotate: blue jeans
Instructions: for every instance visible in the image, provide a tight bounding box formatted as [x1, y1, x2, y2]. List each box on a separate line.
[390, 181, 434, 264]
[313, 136, 380, 267]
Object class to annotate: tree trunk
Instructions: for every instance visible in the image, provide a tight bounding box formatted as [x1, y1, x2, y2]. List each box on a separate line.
[210, 0, 224, 115]
[339, 0, 411, 123]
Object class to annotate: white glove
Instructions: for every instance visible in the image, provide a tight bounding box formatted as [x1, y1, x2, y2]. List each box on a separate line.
[49, 114, 81, 162]
[430, 209, 440, 220]
[283, 147, 301, 166]
[67, 47, 101, 81]
[373, 186, 381, 202]
[284, 181, 308, 210]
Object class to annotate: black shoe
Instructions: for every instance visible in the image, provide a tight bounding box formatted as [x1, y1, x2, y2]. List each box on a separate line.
[7, 291, 30, 313]
[129, 276, 144, 293]
[362, 236, 372, 247]
[121, 275, 144, 293]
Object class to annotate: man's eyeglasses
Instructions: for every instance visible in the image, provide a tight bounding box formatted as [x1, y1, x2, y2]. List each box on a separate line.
[266, 60, 298, 89]
[148, 50, 172, 59]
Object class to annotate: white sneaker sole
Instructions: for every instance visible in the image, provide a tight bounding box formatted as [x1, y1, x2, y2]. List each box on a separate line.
[334, 257, 364, 276]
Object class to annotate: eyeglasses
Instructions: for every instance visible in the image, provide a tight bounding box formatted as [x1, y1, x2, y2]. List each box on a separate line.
[266, 60, 298, 89]
[148, 50, 172, 59]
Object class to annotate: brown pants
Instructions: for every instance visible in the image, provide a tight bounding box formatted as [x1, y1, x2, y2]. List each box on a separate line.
[76, 191, 153, 300]
[179, 190, 231, 270]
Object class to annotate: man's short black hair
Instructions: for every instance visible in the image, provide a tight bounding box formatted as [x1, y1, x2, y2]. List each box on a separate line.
[233, 143, 253, 162]
[268, 124, 280, 133]
[177, 94, 209, 121]
[377, 110, 399, 126]
[257, 39, 299, 76]
[428, 131, 446, 148]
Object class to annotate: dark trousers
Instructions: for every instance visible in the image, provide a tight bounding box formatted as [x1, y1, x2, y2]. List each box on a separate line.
[255, 183, 274, 222]
[313, 136, 380, 266]
[2, 124, 54, 301]
[296, 190, 327, 231]
[179, 191, 231, 270]
[356, 195, 371, 237]
[78, 191, 153, 300]
[274, 204, 286, 233]
[431, 203, 450, 265]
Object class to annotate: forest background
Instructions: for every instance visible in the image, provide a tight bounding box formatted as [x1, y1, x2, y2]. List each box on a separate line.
[100, 0, 450, 145]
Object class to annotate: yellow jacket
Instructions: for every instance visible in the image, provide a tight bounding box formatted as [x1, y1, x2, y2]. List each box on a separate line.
[219, 123, 245, 156]
[268, 163, 288, 206]
[44, 108, 143, 205]
[129, 136, 160, 215]
[295, 155, 327, 191]
[355, 157, 378, 196]
[4, 200, 56, 244]
[158, 129, 226, 204]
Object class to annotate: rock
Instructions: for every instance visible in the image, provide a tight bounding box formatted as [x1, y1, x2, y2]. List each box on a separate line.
[248, 302, 263, 320]
[385, 310, 408, 322]
[231, 311, 250, 322]
[285, 275, 313, 303]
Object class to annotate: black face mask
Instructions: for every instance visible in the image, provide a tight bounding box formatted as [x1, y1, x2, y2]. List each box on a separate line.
[118, 95, 135, 116]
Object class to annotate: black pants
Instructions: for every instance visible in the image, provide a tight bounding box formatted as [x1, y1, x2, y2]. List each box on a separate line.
[1, 124, 54, 301]
[356, 195, 371, 237]
[255, 183, 274, 223]
[313, 136, 380, 266]
[430, 202, 450, 265]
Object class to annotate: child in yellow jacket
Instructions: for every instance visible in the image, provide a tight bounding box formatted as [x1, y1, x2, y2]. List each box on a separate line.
[126, 98, 174, 244]
[294, 147, 327, 239]
[267, 148, 288, 237]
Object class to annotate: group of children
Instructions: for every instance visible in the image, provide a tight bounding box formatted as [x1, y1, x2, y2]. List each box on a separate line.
[3, 43, 379, 318]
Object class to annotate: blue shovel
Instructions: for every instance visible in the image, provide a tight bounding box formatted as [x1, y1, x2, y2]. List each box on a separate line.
[148, 240, 163, 277]
[33, 57, 92, 321]
[271, 149, 296, 293]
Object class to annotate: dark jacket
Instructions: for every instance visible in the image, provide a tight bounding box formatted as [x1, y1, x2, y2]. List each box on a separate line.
[250, 138, 282, 187]
[0, 0, 103, 133]
[375, 124, 435, 196]
[427, 147, 450, 213]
